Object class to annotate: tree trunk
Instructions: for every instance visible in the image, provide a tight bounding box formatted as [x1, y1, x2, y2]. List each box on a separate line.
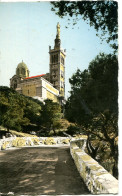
[7, 127, 10, 132]
[86, 134, 99, 160]
[113, 161, 118, 179]
[53, 126, 56, 135]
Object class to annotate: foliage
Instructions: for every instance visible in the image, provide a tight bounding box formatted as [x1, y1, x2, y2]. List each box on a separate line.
[65, 53, 118, 178]
[66, 125, 81, 136]
[0, 86, 42, 132]
[2, 105, 29, 132]
[41, 99, 62, 133]
[0, 87, 62, 136]
[51, 1, 118, 51]
[24, 98, 42, 125]
[65, 53, 118, 124]
[58, 117, 74, 131]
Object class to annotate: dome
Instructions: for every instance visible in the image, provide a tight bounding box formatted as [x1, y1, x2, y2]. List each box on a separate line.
[17, 60, 28, 69]
[16, 60, 29, 78]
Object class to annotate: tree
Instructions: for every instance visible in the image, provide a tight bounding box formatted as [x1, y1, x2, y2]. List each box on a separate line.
[24, 98, 42, 125]
[0, 93, 9, 125]
[68, 53, 118, 115]
[65, 53, 118, 178]
[41, 99, 62, 134]
[51, 1, 118, 51]
[0, 86, 42, 132]
[2, 105, 30, 132]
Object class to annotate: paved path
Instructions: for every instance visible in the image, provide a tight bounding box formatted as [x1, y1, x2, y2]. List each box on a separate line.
[0, 147, 90, 195]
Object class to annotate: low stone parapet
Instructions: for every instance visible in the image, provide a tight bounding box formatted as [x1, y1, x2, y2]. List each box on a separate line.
[70, 137, 118, 194]
[0, 136, 71, 150]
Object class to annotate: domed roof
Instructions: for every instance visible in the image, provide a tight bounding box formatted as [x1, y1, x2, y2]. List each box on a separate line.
[17, 60, 28, 70]
[16, 60, 29, 78]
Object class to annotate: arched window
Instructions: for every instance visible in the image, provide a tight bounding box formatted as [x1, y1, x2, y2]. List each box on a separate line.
[22, 68, 25, 75]
[14, 80, 17, 89]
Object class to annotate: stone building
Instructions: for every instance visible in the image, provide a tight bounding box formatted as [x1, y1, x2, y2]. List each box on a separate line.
[10, 23, 66, 103]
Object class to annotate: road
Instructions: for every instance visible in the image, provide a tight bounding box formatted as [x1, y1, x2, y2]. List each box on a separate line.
[0, 147, 90, 195]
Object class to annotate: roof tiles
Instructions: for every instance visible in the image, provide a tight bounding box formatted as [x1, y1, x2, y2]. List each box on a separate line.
[25, 74, 45, 80]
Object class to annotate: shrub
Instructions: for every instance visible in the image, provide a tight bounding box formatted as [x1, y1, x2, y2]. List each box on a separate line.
[66, 125, 80, 136]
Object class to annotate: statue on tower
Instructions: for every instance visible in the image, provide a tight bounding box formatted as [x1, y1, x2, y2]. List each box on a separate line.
[56, 22, 60, 39]
[54, 23, 61, 49]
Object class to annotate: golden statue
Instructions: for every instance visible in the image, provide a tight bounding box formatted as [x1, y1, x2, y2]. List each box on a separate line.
[56, 22, 60, 39]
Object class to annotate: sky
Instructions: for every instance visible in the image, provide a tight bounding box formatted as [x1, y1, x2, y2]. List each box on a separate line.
[0, 2, 115, 98]
[0, 1, 122, 193]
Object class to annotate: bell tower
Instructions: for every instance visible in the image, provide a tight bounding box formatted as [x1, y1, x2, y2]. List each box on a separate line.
[49, 23, 66, 98]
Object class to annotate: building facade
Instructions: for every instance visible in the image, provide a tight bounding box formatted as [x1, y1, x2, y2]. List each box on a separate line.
[10, 23, 66, 103]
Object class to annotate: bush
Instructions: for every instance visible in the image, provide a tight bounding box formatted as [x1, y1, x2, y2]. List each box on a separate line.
[66, 125, 80, 136]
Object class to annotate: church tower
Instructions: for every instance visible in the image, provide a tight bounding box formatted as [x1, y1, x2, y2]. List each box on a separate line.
[49, 23, 66, 98]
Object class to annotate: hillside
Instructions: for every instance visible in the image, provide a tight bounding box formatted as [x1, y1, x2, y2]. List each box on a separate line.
[0, 86, 42, 133]
[0, 86, 72, 137]
[0, 125, 37, 138]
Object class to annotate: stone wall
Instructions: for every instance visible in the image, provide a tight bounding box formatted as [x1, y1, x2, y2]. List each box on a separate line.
[70, 137, 118, 194]
[0, 136, 70, 150]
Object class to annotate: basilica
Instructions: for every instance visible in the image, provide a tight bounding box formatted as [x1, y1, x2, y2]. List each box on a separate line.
[10, 23, 66, 103]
